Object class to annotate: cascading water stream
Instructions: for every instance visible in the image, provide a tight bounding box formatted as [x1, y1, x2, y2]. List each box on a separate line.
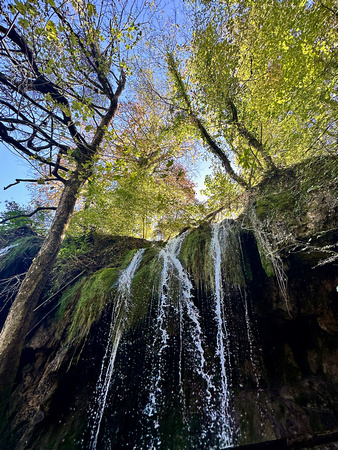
[210, 222, 233, 448]
[143, 233, 189, 446]
[0, 243, 18, 257]
[88, 249, 145, 449]
[144, 232, 216, 448]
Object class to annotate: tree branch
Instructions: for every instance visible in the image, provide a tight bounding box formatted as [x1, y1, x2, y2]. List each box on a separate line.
[205, 205, 226, 222]
[320, 2, 338, 17]
[0, 207, 57, 224]
[51, 7, 113, 98]
[4, 178, 62, 190]
[0, 25, 88, 151]
[167, 54, 248, 188]
[90, 70, 126, 150]
[0, 116, 69, 153]
[227, 99, 276, 170]
[0, 72, 66, 126]
[0, 122, 69, 172]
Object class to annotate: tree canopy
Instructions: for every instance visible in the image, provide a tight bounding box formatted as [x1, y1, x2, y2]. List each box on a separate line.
[2, 0, 336, 233]
[164, 0, 337, 208]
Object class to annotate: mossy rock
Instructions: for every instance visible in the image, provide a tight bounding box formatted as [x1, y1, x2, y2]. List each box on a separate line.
[65, 268, 120, 342]
[129, 248, 159, 328]
[253, 155, 337, 232]
[52, 234, 150, 296]
[246, 155, 338, 277]
[256, 191, 296, 222]
[180, 224, 212, 286]
[0, 234, 42, 279]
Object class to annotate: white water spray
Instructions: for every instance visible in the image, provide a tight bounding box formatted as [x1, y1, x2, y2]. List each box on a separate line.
[144, 232, 217, 447]
[0, 243, 18, 257]
[89, 249, 145, 449]
[210, 222, 233, 448]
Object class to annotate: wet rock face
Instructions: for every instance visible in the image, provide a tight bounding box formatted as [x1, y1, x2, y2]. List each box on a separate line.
[243, 242, 338, 447]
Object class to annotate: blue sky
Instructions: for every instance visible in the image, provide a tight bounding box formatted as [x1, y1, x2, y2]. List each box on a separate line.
[0, 144, 32, 211]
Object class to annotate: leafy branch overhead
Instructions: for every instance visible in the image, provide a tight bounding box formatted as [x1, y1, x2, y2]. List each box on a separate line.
[164, 0, 336, 191]
[0, 0, 138, 185]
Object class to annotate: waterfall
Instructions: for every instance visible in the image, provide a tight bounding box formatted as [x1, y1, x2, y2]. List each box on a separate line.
[143, 233, 195, 447]
[144, 230, 226, 448]
[143, 232, 216, 447]
[85, 222, 262, 448]
[0, 243, 18, 257]
[88, 249, 145, 449]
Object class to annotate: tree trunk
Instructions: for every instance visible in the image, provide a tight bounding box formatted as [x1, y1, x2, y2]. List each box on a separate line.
[195, 118, 248, 188]
[0, 172, 84, 418]
[167, 54, 248, 188]
[227, 99, 276, 170]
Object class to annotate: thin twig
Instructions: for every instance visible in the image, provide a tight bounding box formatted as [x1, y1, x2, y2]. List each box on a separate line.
[4, 178, 59, 190]
[34, 270, 86, 312]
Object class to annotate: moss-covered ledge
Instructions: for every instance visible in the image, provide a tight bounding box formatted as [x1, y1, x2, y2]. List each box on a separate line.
[242, 155, 337, 276]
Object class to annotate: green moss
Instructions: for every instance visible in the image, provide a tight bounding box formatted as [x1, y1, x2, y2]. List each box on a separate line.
[249, 155, 338, 276]
[179, 223, 247, 288]
[67, 268, 119, 342]
[180, 225, 212, 286]
[128, 247, 159, 328]
[56, 245, 158, 345]
[255, 156, 337, 226]
[256, 190, 296, 222]
[0, 235, 42, 278]
[52, 234, 150, 298]
[57, 278, 86, 321]
[120, 249, 140, 270]
[255, 240, 274, 278]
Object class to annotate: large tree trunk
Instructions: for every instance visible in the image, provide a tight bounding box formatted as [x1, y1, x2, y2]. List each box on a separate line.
[0, 173, 84, 417]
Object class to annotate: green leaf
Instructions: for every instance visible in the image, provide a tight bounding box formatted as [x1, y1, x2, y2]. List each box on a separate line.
[88, 3, 96, 17]
[14, 0, 26, 14]
[18, 17, 29, 29]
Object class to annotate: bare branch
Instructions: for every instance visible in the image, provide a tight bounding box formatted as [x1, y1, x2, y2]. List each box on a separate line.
[4, 178, 62, 190]
[0, 25, 88, 151]
[0, 122, 69, 172]
[0, 207, 57, 224]
[0, 116, 69, 153]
